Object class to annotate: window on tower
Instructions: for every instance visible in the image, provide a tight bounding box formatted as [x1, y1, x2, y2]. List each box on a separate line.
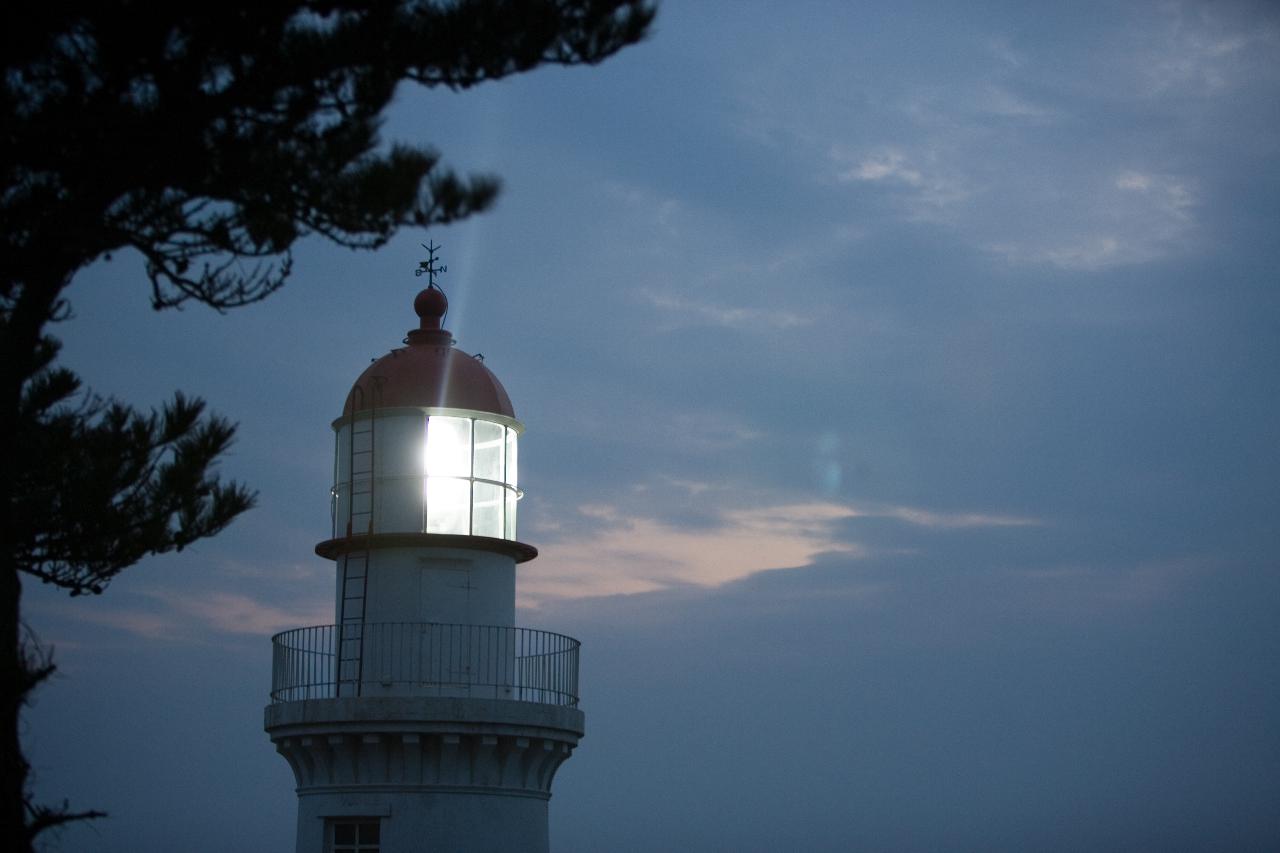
[333, 411, 522, 542]
[328, 818, 380, 853]
[422, 414, 520, 539]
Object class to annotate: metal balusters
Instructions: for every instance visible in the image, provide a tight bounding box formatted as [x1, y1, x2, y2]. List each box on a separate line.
[269, 623, 580, 706]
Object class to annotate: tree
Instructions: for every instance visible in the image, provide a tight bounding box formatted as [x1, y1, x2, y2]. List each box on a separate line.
[0, 2, 655, 847]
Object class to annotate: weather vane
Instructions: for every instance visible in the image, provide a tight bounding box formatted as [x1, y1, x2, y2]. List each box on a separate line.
[415, 240, 447, 287]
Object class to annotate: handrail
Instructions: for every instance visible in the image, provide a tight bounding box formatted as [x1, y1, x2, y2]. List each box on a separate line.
[270, 622, 580, 707]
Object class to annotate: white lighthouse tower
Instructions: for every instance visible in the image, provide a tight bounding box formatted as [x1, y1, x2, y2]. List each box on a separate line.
[265, 253, 584, 853]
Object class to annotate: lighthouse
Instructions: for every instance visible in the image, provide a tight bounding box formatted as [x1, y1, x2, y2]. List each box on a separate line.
[265, 250, 584, 853]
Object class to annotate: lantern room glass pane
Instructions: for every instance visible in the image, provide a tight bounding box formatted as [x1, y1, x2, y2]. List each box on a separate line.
[472, 482, 503, 538]
[425, 476, 470, 534]
[425, 416, 471, 478]
[473, 420, 505, 481]
[505, 427, 518, 488]
[504, 489, 517, 539]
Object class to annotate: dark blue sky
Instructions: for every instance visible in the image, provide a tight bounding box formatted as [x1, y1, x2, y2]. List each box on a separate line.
[26, 1, 1280, 850]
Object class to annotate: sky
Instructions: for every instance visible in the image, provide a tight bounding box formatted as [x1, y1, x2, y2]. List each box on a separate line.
[23, 1, 1280, 850]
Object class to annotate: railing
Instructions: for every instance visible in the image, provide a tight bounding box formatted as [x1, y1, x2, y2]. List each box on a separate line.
[270, 622, 580, 707]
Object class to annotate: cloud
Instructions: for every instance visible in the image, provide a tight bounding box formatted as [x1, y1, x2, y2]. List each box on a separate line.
[52, 606, 180, 641]
[984, 36, 1026, 69]
[521, 500, 862, 605]
[878, 505, 1041, 530]
[1137, 2, 1280, 96]
[1004, 555, 1215, 619]
[149, 590, 332, 637]
[521, 498, 1042, 607]
[832, 145, 970, 217]
[588, 179, 865, 341]
[591, 182, 854, 334]
[974, 84, 1054, 120]
[37, 587, 332, 643]
[829, 135, 1200, 268]
[844, 149, 921, 184]
[211, 556, 327, 583]
[639, 289, 810, 331]
[601, 180, 685, 238]
[984, 169, 1196, 269]
[725, 6, 1245, 273]
[1115, 169, 1193, 215]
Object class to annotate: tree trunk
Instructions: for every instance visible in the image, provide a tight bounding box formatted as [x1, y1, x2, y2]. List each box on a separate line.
[0, 555, 28, 853]
[1, 392, 31, 850]
[1, 270, 72, 851]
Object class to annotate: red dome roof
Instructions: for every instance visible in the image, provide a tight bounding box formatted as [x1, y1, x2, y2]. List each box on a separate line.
[341, 287, 516, 419]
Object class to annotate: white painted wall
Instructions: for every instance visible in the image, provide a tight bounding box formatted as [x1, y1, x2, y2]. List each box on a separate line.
[339, 546, 516, 628]
[295, 788, 551, 853]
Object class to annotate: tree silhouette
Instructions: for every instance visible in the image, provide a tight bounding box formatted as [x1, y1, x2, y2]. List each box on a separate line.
[0, 2, 654, 847]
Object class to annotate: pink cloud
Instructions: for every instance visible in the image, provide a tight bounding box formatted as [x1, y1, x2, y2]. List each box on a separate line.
[520, 501, 863, 607]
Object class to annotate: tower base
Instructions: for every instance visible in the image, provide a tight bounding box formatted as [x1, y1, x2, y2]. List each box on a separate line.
[266, 697, 584, 853]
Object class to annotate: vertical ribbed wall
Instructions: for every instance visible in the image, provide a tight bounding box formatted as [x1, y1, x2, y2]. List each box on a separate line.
[266, 696, 584, 853]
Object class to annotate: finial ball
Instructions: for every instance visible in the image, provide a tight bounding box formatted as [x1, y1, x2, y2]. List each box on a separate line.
[414, 286, 448, 323]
